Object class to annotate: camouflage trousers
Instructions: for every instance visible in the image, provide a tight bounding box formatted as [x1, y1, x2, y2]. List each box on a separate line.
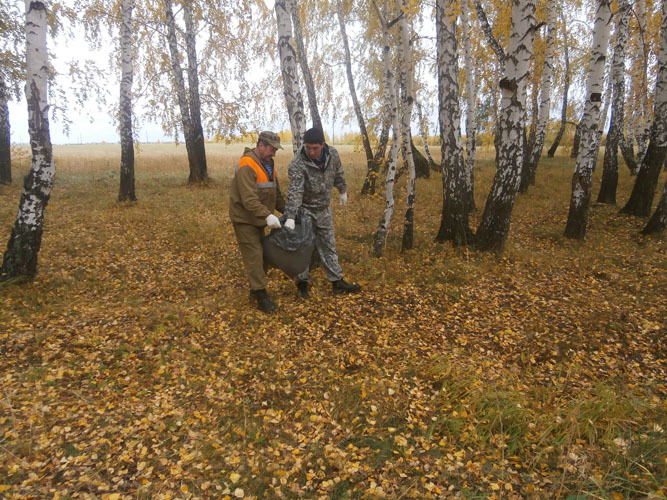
[298, 206, 343, 283]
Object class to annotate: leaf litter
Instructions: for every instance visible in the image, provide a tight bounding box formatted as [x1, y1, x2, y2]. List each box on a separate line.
[0, 155, 665, 499]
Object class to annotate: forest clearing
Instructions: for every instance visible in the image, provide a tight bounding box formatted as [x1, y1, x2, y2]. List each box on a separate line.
[0, 143, 665, 499]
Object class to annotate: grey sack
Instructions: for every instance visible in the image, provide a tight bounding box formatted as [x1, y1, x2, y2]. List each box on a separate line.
[262, 211, 315, 278]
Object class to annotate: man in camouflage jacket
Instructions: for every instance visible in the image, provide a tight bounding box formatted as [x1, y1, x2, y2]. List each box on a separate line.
[284, 127, 361, 298]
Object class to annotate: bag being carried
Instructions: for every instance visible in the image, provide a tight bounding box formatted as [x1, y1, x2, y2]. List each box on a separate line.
[262, 210, 315, 278]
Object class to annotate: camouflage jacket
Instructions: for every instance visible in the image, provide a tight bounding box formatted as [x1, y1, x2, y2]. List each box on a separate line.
[285, 144, 346, 219]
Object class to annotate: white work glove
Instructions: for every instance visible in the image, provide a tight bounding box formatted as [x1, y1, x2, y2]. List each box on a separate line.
[339, 192, 348, 206]
[266, 214, 281, 229]
[284, 218, 296, 231]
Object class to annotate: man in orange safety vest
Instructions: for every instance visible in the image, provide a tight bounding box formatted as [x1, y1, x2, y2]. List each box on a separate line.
[229, 131, 285, 313]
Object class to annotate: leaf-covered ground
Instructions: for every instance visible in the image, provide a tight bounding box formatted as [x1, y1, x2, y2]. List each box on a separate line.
[0, 144, 665, 499]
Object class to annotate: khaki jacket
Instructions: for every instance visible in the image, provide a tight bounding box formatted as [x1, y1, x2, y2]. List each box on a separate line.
[229, 148, 285, 226]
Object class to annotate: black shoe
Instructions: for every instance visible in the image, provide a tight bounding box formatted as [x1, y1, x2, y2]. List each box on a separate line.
[251, 289, 277, 313]
[332, 279, 361, 294]
[296, 280, 310, 299]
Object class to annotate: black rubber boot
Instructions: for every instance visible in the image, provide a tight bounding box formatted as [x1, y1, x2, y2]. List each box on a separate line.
[296, 280, 310, 299]
[332, 279, 361, 294]
[251, 289, 277, 313]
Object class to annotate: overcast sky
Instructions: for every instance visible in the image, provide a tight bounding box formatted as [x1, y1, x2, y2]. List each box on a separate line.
[7, 18, 177, 145]
[6, 0, 408, 146]
[8, 99, 173, 145]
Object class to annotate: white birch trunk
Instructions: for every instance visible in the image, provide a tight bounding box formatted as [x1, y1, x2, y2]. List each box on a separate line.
[619, 117, 638, 174]
[275, 0, 306, 153]
[598, 0, 629, 204]
[548, 11, 569, 158]
[522, 1, 555, 189]
[395, 0, 417, 251]
[337, 0, 377, 194]
[474, 0, 506, 164]
[564, 0, 612, 239]
[625, 118, 635, 153]
[474, 0, 506, 63]
[164, 0, 198, 178]
[599, 66, 612, 135]
[373, 126, 401, 257]
[461, 0, 476, 208]
[1, 0, 54, 279]
[372, 0, 401, 257]
[475, 0, 536, 252]
[164, 0, 190, 132]
[590, 54, 612, 173]
[634, 0, 650, 164]
[491, 61, 501, 159]
[183, 1, 207, 182]
[622, 0, 667, 217]
[416, 102, 436, 169]
[289, 0, 322, 131]
[118, 0, 135, 202]
[434, 0, 471, 245]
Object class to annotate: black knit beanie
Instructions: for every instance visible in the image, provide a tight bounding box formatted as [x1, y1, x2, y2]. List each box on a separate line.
[303, 127, 325, 144]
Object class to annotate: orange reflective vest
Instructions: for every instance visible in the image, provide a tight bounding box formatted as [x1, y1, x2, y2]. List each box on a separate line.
[238, 156, 276, 188]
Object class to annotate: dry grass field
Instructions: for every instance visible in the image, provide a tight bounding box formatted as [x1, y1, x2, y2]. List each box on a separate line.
[0, 141, 665, 499]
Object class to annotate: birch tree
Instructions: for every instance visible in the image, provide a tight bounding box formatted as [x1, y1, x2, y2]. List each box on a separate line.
[64, 0, 136, 197]
[598, 62, 612, 134]
[474, 0, 507, 162]
[275, 0, 306, 152]
[621, 0, 667, 217]
[461, 0, 477, 209]
[474, 0, 507, 64]
[434, 0, 472, 245]
[547, 9, 570, 158]
[118, 0, 135, 202]
[163, 0, 207, 183]
[590, 53, 613, 167]
[642, 180, 667, 234]
[372, 0, 401, 257]
[137, 0, 256, 143]
[182, 1, 207, 182]
[0, 0, 25, 185]
[164, 0, 193, 155]
[627, 0, 650, 165]
[618, 5, 648, 179]
[597, 0, 630, 204]
[0, 79, 10, 185]
[416, 101, 438, 170]
[289, 0, 323, 131]
[570, 119, 582, 158]
[475, 0, 536, 252]
[520, 0, 555, 192]
[1, 0, 54, 280]
[619, 126, 639, 174]
[369, 117, 392, 191]
[395, 0, 417, 251]
[337, 0, 377, 194]
[564, 0, 612, 239]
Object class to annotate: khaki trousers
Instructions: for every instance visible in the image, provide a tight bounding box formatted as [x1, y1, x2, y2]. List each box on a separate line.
[233, 223, 267, 291]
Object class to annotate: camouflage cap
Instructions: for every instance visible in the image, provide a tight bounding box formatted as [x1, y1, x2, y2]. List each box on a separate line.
[258, 130, 283, 150]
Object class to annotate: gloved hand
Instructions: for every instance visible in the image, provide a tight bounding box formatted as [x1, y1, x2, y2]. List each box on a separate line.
[266, 214, 281, 229]
[284, 218, 296, 231]
[339, 192, 348, 206]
